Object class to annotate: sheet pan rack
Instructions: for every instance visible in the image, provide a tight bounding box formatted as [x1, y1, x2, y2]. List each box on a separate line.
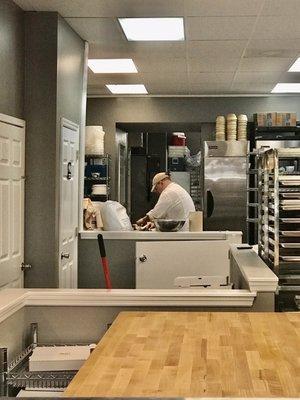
[246, 148, 266, 243]
[0, 323, 88, 396]
[257, 148, 300, 310]
[257, 148, 300, 277]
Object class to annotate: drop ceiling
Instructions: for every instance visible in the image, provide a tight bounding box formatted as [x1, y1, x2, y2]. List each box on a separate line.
[14, 0, 300, 96]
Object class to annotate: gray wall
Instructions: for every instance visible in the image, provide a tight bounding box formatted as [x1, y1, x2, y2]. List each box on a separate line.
[24, 12, 58, 288]
[87, 96, 300, 200]
[0, 0, 24, 119]
[24, 13, 86, 287]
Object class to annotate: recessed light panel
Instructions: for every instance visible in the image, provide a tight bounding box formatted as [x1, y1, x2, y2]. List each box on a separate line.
[288, 58, 300, 72]
[106, 84, 148, 94]
[272, 83, 300, 93]
[88, 59, 138, 73]
[118, 18, 185, 41]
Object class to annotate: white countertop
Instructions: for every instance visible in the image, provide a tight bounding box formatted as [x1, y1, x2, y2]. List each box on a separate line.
[230, 244, 278, 292]
[80, 230, 243, 241]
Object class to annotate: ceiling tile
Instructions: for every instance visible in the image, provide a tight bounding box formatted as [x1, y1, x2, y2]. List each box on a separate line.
[88, 71, 189, 93]
[245, 48, 299, 59]
[14, 0, 184, 17]
[187, 40, 247, 59]
[189, 82, 231, 94]
[88, 42, 135, 58]
[233, 71, 283, 83]
[186, 16, 256, 40]
[261, 0, 300, 16]
[245, 38, 300, 59]
[275, 71, 300, 84]
[253, 16, 300, 39]
[88, 84, 109, 95]
[188, 57, 240, 72]
[230, 82, 275, 93]
[88, 72, 148, 86]
[189, 72, 234, 84]
[239, 57, 295, 72]
[143, 72, 188, 87]
[185, 0, 262, 16]
[146, 82, 188, 95]
[134, 58, 187, 73]
[88, 42, 187, 59]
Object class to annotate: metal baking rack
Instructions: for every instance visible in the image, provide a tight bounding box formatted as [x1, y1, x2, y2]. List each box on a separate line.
[246, 147, 266, 244]
[257, 148, 300, 310]
[0, 323, 89, 396]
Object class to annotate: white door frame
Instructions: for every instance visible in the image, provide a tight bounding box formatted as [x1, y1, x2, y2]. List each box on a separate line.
[59, 118, 79, 288]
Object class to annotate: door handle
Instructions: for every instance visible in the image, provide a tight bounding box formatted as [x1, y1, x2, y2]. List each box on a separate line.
[66, 162, 72, 180]
[206, 189, 214, 218]
[61, 252, 70, 260]
[21, 262, 32, 271]
[139, 254, 147, 262]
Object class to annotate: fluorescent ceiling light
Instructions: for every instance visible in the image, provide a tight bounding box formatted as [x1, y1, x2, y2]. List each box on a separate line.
[88, 59, 137, 73]
[106, 84, 148, 94]
[288, 57, 300, 72]
[272, 83, 300, 93]
[118, 17, 185, 41]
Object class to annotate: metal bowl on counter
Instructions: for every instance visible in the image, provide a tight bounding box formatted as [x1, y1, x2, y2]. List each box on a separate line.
[154, 219, 185, 232]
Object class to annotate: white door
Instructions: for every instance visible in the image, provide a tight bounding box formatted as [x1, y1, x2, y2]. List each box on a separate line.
[136, 240, 230, 289]
[59, 119, 79, 288]
[0, 114, 25, 288]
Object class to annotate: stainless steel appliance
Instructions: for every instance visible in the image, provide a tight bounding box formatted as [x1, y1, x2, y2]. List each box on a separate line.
[203, 141, 248, 240]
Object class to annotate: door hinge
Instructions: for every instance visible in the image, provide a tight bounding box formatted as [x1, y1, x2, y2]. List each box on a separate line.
[75, 227, 79, 237]
[76, 150, 79, 161]
[21, 262, 32, 271]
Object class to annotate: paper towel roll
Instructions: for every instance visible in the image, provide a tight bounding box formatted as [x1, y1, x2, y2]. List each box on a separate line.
[189, 211, 203, 232]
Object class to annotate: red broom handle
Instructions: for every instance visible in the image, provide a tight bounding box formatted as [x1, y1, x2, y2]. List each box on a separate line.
[101, 257, 112, 289]
[97, 234, 112, 289]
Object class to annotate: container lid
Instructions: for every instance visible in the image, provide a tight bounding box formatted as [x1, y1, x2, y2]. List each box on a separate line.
[92, 184, 106, 188]
[172, 132, 186, 138]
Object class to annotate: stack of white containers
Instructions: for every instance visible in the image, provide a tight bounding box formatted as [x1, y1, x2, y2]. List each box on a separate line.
[237, 114, 248, 140]
[215, 114, 248, 141]
[91, 184, 106, 195]
[226, 113, 237, 140]
[215, 116, 226, 140]
[85, 126, 105, 155]
[168, 146, 190, 157]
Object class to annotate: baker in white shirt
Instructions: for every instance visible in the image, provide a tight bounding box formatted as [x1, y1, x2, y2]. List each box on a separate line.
[136, 172, 195, 231]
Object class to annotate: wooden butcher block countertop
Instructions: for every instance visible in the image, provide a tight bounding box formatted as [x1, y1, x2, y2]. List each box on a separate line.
[64, 311, 300, 398]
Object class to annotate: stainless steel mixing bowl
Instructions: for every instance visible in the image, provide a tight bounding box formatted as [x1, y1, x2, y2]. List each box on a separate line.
[154, 219, 185, 232]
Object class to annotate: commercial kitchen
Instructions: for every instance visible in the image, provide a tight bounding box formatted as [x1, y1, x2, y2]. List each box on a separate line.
[0, 0, 300, 398]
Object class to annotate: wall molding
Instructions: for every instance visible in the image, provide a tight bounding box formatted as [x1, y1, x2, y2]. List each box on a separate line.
[0, 288, 256, 324]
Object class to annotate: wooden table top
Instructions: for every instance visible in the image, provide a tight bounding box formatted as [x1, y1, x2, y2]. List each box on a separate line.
[64, 311, 300, 398]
